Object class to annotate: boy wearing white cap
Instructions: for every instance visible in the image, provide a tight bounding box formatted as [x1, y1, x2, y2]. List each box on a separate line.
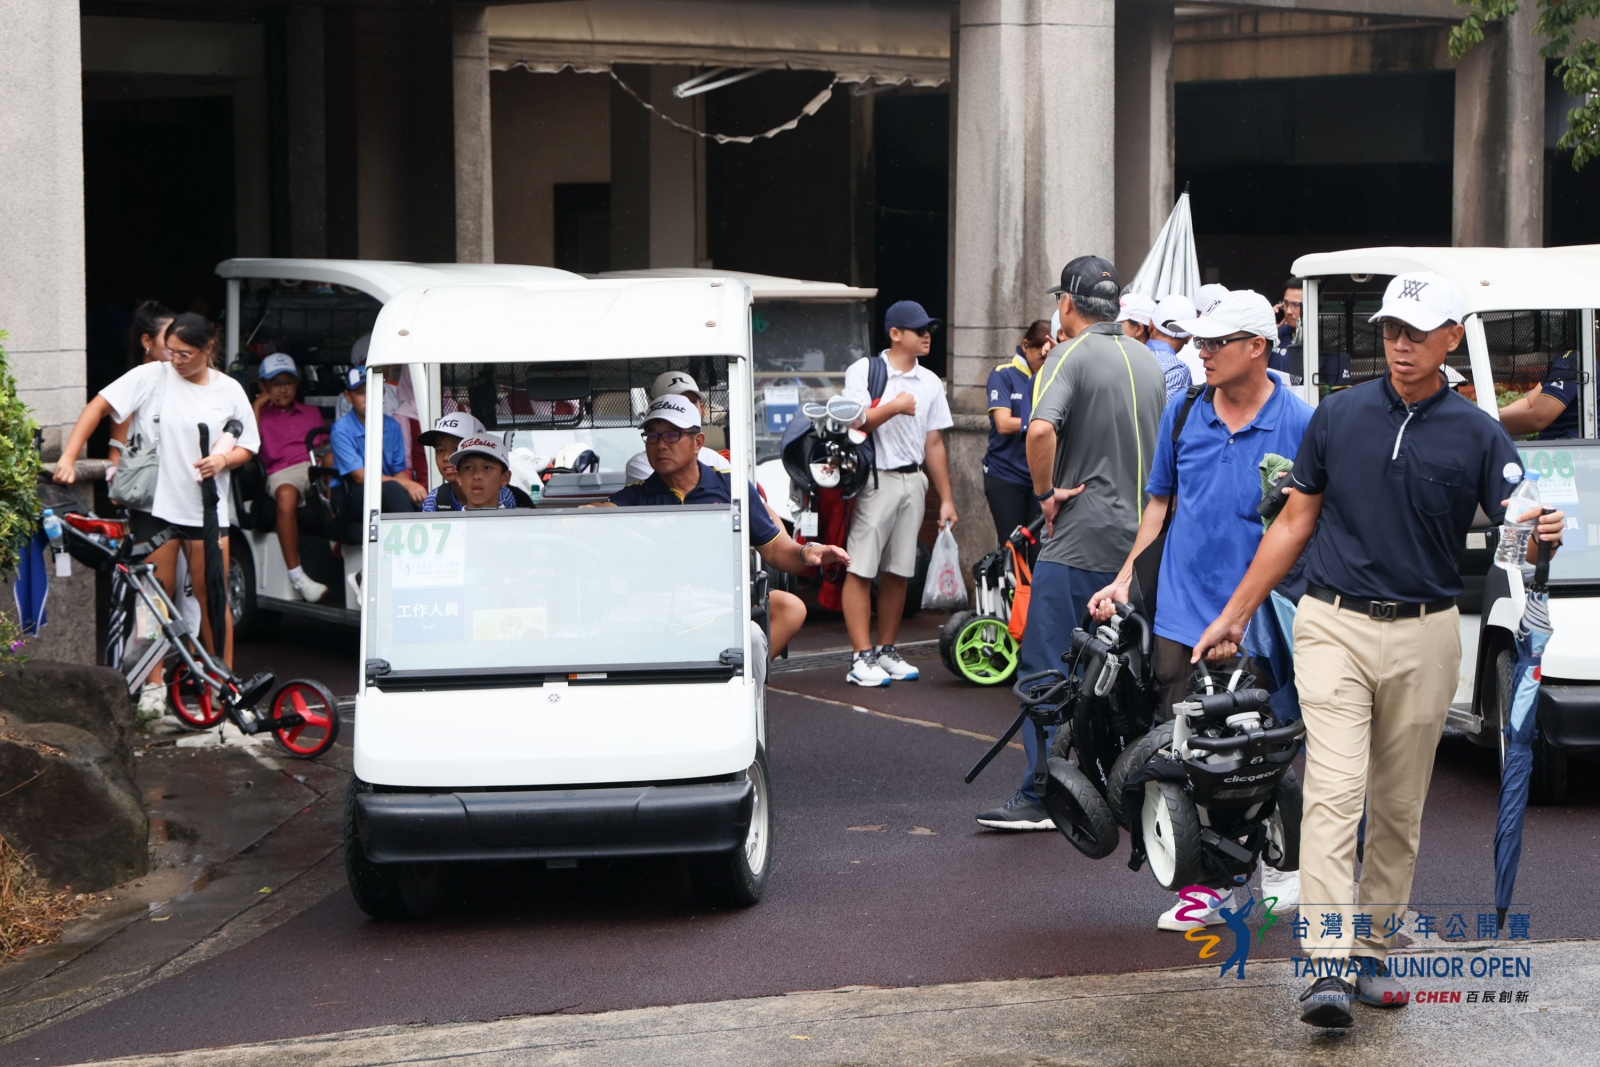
[422, 436, 521, 510]
[1191, 272, 1567, 1028]
[1148, 294, 1197, 402]
[252, 353, 330, 603]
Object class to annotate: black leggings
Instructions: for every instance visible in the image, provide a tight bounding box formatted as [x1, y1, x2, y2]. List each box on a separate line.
[984, 474, 1040, 545]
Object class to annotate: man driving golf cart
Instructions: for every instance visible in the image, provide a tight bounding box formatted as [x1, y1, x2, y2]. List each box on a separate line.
[610, 394, 848, 657]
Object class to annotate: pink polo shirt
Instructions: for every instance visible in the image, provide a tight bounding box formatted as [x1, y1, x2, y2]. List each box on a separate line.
[257, 401, 327, 475]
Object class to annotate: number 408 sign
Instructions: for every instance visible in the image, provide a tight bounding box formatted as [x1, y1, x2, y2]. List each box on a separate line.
[385, 522, 465, 587]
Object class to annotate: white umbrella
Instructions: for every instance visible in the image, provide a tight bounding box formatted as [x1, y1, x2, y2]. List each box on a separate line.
[1124, 189, 1201, 301]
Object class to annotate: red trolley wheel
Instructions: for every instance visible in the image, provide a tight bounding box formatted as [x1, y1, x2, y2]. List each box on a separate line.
[270, 678, 341, 759]
[168, 661, 223, 728]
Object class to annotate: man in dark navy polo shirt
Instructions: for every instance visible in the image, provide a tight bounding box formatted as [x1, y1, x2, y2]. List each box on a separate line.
[610, 394, 848, 658]
[1496, 348, 1581, 440]
[1193, 272, 1567, 1029]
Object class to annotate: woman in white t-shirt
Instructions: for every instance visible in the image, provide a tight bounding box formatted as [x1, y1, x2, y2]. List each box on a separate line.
[55, 314, 261, 666]
[106, 300, 175, 545]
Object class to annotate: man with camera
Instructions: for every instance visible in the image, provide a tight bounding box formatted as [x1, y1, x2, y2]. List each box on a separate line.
[1087, 289, 1314, 925]
[1192, 272, 1566, 1028]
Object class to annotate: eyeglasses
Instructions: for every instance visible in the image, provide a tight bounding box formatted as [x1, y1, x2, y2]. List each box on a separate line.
[641, 429, 692, 445]
[1196, 334, 1256, 354]
[1282, 300, 1303, 311]
[1378, 319, 1436, 344]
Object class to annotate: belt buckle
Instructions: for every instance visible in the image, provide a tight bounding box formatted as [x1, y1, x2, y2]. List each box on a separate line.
[1368, 600, 1399, 622]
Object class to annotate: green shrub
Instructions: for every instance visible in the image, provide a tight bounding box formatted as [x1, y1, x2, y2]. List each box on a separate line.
[0, 331, 42, 574]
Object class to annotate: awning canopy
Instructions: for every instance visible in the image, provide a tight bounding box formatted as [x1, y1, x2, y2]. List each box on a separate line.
[487, 0, 950, 86]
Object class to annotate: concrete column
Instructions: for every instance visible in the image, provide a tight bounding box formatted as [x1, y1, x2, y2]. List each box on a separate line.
[286, 4, 328, 258]
[1452, 9, 1545, 247]
[0, 3, 85, 450]
[609, 65, 700, 270]
[1114, 2, 1174, 275]
[453, 5, 494, 263]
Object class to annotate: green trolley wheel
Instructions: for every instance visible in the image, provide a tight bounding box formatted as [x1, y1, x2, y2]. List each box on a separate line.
[946, 612, 1019, 685]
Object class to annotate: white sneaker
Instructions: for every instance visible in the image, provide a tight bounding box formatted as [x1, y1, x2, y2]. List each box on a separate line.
[290, 571, 329, 603]
[1260, 865, 1301, 910]
[874, 645, 920, 681]
[1157, 891, 1229, 931]
[846, 651, 892, 687]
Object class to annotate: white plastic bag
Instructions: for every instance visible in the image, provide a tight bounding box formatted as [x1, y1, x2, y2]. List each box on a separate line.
[922, 526, 968, 611]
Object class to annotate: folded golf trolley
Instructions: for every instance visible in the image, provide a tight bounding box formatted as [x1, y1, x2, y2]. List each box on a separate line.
[966, 604, 1304, 890]
[938, 516, 1045, 686]
[49, 510, 342, 759]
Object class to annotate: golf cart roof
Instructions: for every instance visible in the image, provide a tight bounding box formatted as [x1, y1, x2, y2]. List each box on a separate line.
[597, 268, 875, 302]
[216, 259, 580, 303]
[366, 277, 753, 366]
[1291, 245, 1600, 316]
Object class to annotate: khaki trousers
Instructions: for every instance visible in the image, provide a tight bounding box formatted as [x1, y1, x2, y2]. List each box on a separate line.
[1293, 593, 1460, 960]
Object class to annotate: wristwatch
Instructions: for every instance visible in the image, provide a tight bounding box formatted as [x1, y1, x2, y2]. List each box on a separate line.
[1035, 487, 1056, 503]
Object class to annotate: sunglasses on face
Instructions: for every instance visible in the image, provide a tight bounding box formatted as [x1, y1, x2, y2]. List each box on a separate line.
[641, 429, 692, 445]
[1196, 333, 1256, 354]
[1379, 319, 1436, 344]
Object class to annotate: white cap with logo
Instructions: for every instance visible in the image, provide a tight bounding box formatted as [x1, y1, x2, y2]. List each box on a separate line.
[651, 370, 703, 400]
[419, 411, 486, 447]
[1368, 271, 1464, 332]
[1116, 293, 1157, 327]
[1154, 294, 1199, 338]
[1171, 289, 1279, 340]
[449, 435, 511, 469]
[259, 353, 298, 381]
[642, 393, 703, 431]
[1195, 283, 1230, 316]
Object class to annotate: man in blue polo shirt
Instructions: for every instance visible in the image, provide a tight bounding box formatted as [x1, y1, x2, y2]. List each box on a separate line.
[329, 366, 424, 513]
[1192, 272, 1567, 1029]
[610, 394, 848, 658]
[1089, 289, 1314, 927]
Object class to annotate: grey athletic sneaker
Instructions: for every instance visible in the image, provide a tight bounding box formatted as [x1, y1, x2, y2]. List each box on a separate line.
[975, 790, 1056, 831]
[875, 645, 920, 681]
[1299, 976, 1355, 1028]
[1353, 957, 1410, 1008]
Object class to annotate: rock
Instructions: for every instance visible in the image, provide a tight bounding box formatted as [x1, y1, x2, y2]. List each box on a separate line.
[0, 660, 136, 778]
[0, 721, 148, 891]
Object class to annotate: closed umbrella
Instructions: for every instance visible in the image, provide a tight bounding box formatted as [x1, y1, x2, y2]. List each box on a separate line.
[1494, 541, 1554, 930]
[1124, 188, 1201, 301]
[196, 423, 230, 657]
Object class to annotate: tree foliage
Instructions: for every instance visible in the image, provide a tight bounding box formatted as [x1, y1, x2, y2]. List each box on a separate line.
[0, 331, 42, 574]
[1450, 0, 1600, 170]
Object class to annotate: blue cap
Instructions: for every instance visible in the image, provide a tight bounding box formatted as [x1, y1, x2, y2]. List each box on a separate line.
[259, 352, 298, 381]
[344, 366, 367, 391]
[884, 300, 941, 333]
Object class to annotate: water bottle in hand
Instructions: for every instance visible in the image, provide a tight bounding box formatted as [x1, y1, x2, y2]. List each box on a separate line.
[41, 509, 64, 552]
[1494, 467, 1542, 567]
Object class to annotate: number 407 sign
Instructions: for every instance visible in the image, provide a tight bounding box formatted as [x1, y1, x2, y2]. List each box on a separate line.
[385, 522, 465, 587]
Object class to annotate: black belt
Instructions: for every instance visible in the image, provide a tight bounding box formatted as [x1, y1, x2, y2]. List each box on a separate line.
[1307, 584, 1455, 621]
[886, 463, 921, 474]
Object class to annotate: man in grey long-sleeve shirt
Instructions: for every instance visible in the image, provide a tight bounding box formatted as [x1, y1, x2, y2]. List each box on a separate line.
[975, 255, 1168, 830]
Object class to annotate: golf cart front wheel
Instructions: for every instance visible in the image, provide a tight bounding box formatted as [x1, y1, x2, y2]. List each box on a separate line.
[271, 678, 341, 758]
[1040, 757, 1119, 859]
[1142, 780, 1204, 890]
[945, 612, 1018, 685]
[168, 661, 223, 728]
[689, 749, 772, 908]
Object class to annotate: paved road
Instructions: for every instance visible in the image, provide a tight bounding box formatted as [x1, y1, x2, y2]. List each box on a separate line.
[3, 654, 1597, 1065]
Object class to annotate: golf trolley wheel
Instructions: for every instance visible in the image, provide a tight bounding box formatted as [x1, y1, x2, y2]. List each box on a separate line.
[1264, 767, 1302, 873]
[938, 611, 973, 674]
[270, 678, 341, 758]
[1141, 779, 1204, 890]
[1105, 722, 1173, 830]
[1040, 757, 1119, 859]
[943, 612, 1018, 685]
[168, 662, 223, 728]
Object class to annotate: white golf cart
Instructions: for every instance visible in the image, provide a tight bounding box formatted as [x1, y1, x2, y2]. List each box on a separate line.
[1291, 246, 1600, 800]
[216, 259, 578, 634]
[343, 276, 772, 918]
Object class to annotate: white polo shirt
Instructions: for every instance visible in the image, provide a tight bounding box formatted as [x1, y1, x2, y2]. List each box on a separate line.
[842, 353, 953, 470]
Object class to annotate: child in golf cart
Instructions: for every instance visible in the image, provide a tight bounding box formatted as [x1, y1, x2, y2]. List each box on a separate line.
[418, 414, 536, 511]
[421, 436, 526, 511]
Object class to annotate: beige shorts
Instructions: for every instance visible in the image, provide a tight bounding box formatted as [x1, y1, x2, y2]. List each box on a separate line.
[846, 469, 927, 579]
[266, 461, 312, 498]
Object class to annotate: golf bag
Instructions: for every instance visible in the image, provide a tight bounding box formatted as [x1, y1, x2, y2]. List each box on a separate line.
[1110, 666, 1305, 890]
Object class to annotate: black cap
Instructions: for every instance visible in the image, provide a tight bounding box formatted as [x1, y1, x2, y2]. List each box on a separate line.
[1047, 255, 1120, 299]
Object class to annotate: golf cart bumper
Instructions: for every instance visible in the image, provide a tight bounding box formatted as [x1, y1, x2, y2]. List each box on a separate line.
[1538, 684, 1600, 750]
[354, 778, 754, 863]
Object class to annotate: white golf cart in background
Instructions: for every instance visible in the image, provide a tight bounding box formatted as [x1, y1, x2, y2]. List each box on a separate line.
[344, 276, 772, 918]
[215, 259, 580, 635]
[1291, 246, 1600, 800]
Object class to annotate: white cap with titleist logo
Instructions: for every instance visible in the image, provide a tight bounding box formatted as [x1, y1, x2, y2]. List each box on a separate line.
[449, 435, 510, 470]
[1368, 271, 1464, 332]
[1172, 290, 1279, 341]
[643, 393, 702, 431]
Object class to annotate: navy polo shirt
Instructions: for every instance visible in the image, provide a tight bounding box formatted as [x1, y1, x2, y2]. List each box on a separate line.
[1146, 382, 1315, 647]
[1537, 350, 1579, 440]
[984, 352, 1034, 487]
[1292, 376, 1520, 602]
[1270, 323, 1294, 373]
[609, 462, 781, 546]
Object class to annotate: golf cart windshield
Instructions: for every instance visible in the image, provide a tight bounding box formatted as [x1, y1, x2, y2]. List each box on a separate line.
[1516, 440, 1600, 584]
